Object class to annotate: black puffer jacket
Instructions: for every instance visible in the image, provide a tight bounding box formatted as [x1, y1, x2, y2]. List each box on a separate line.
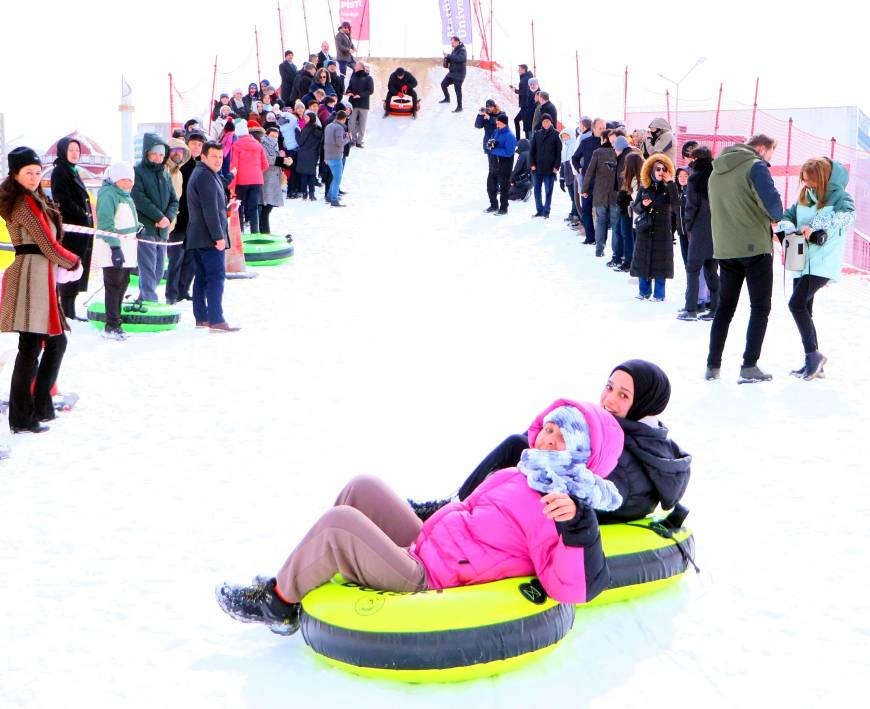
[631, 154, 679, 280]
[51, 136, 94, 291]
[451, 418, 690, 524]
[529, 126, 562, 174]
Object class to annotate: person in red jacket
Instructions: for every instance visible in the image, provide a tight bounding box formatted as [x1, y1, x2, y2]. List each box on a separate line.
[215, 400, 623, 635]
[229, 121, 269, 233]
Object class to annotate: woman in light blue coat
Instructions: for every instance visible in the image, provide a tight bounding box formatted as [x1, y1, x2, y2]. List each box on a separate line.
[778, 158, 855, 380]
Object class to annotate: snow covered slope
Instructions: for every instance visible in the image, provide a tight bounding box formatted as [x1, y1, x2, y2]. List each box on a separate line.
[1, 64, 868, 709]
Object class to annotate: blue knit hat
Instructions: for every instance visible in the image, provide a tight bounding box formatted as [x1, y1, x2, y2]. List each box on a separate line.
[542, 406, 591, 457]
[614, 136, 630, 152]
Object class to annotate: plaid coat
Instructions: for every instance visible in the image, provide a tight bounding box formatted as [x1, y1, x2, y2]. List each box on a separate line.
[0, 195, 79, 335]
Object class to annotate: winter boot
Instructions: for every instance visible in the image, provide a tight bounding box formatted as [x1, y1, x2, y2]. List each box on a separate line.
[215, 577, 301, 636]
[704, 367, 721, 381]
[676, 310, 698, 321]
[738, 365, 773, 384]
[484, 205, 498, 213]
[802, 351, 828, 381]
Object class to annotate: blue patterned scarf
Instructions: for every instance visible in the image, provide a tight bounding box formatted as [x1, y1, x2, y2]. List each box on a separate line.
[518, 405, 623, 511]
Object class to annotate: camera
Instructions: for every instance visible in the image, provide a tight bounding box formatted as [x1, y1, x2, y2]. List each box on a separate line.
[808, 229, 828, 246]
[486, 139, 497, 150]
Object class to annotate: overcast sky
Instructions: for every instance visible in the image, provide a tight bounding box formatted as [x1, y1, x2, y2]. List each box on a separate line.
[1, 0, 866, 161]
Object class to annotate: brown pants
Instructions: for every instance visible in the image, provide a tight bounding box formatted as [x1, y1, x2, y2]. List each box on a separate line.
[275, 475, 428, 602]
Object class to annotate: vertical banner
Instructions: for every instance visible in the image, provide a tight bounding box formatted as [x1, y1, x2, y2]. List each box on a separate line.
[340, 0, 370, 41]
[439, 0, 473, 46]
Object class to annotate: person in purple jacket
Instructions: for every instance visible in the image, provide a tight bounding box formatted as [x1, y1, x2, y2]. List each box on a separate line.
[216, 400, 624, 636]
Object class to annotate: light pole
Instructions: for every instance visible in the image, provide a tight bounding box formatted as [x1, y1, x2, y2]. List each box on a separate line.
[658, 56, 706, 146]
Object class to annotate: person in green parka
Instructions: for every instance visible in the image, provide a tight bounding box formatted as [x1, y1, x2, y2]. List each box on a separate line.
[94, 163, 141, 340]
[778, 157, 855, 380]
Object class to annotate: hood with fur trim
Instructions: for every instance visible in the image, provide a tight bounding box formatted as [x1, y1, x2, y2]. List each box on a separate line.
[640, 152, 675, 188]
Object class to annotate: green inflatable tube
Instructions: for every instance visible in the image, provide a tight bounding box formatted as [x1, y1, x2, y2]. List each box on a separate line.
[87, 301, 181, 333]
[243, 233, 294, 266]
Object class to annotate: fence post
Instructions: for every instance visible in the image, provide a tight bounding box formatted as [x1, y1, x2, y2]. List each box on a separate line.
[530, 20, 537, 76]
[254, 26, 262, 88]
[575, 50, 581, 119]
[278, 3, 285, 56]
[784, 117, 793, 207]
[665, 90, 671, 127]
[623, 66, 628, 124]
[168, 73, 175, 128]
[750, 77, 759, 136]
[830, 137, 837, 159]
[207, 56, 218, 133]
[489, 1, 494, 81]
[712, 82, 723, 156]
[302, 0, 311, 57]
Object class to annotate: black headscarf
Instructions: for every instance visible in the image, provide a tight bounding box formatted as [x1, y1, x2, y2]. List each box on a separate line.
[611, 359, 671, 421]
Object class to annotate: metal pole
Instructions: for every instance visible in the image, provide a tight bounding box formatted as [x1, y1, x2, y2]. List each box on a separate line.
[207, 56, 218, 133]
[575, 50, 581, 119]
[784, 117, 793, 207]
[530, 20, 537, 76]
[255, 26, 262, 87]
[168, 72, 175, 127]
[302, 0, 311, 57]
[712, 82, 723, 156]
[278, 3, 285, 55]
[665, 89, 671, 127]
[327, 0, 335, 33]
[674, 82, 680, 152]
[623, 65, 628, 123]
[830, 136, 837, 159]
[750, 77, 759, 136]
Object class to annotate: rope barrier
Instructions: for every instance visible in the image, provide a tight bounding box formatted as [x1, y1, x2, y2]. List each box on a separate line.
[61, 224, 185, 247]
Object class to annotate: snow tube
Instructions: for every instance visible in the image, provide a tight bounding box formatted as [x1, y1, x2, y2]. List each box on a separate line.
[243, 233, 294, 266]
[386, 94, 419, 117]
[0, 217, 14, 271]
[300, 516, 694, 683]
[86, 301, 180, 333]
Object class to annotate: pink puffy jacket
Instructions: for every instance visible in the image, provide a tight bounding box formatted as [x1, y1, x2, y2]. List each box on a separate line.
[410, 401, 624, 604]
[230, 134, 269, 186]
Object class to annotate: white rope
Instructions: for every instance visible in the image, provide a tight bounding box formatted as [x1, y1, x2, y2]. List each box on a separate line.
[61, 223, 185, 247]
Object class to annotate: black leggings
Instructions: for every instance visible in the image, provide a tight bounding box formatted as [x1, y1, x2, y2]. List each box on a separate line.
[9, 332, 67, 429]
[788, 275, 829, 354]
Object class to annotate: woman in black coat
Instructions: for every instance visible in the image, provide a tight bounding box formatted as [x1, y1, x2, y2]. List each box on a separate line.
[294, 113, 323, 200]
[630, 154, 679, 301]
[50, 136, 93, 320]
[679, 147, 719, 320]
[410, 360, 691, 524]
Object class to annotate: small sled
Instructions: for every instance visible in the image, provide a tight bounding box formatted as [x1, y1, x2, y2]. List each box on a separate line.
[385, 93, 420, 117]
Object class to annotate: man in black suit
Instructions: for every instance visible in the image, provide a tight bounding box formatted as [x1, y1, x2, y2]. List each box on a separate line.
[279, 50, 297, 106]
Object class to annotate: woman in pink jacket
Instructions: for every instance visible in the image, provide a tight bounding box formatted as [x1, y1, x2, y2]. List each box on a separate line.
[229, 120, 269, 233]
[217, 400, 624, 636]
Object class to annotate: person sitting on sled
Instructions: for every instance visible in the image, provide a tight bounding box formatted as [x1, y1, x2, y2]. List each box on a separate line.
[216, 400, 624, 635]
[384, 67, 419, 119]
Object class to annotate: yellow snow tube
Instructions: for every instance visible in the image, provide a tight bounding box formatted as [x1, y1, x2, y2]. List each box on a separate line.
[0, 217, 13, 271]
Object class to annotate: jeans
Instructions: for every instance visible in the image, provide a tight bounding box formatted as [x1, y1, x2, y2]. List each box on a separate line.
[166, 234, 194, 301]
[136, 235, 167, 302]
[639, 277, 666, 299]
[594, 203, 621, 256]
[326, 159, 344, 202]
[789, 275, 829, 353]
[487, 155, 513, 210]
[440, 76, 464, 107]
[707, 254, 773, 368]
[613, 212, 632, 263]
[236, 184, 261, 233]
[685, 258, 720, 313]
[9, 332, 67, 429]
[580, 189, 595, 241]
[102, 266, 132, 330]
[532, 173, 555, 215]
[566, 182, 579, 218]
[192, 246, 226, 325]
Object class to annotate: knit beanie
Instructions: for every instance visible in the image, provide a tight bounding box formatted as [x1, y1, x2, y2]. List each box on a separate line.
[611, 359, 671, 421]
[543, 406, 590, 455]
[247, 120, 261, 130]
[614, 136, 630, 152]
[235, 120, 249, 137]
[148, 144, 166, 158]
[8, 146, 41, 174]
[106, 162, 135, 184]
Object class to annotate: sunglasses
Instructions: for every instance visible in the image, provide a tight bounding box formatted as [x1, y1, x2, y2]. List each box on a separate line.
[654, 166, 668, 173]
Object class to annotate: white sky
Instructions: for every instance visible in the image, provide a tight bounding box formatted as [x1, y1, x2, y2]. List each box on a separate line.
[1, 0, 867, 160]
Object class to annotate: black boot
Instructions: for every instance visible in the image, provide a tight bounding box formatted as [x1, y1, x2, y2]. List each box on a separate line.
[215, 577, 301, 635]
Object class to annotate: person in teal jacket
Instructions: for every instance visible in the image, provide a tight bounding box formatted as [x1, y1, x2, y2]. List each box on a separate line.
[778, 157, 855, 380]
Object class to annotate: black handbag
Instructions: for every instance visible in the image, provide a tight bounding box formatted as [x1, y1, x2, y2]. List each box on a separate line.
[442, 56, 450, 69]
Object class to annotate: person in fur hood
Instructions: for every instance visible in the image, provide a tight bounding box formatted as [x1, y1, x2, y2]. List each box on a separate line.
[631, 153, 679, 300]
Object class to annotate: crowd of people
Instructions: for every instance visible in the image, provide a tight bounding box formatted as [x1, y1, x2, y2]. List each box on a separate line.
[478, 63, 856, 383]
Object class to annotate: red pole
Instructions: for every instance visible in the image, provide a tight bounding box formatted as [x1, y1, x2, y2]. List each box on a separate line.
[278, 3, 285, 55]
[354, 0, 369, 49]
[665, 89, 671, 127]
[168, 73, 175, 127]
[302, 0, 311, 57]
[473, 0, 490, 62]
[255, 26, 262, 87]
[207, 56, 218, 133]
[830, 136, 837, 159]
[750, 76, 759, 136]
[575, 50, 581, 118]
[712, 82, 723, 156]
[530, 20, 537, 76]
[623, 65, 628, 123]
[489, 1, 494, 81]
[784, 117, 793, 207]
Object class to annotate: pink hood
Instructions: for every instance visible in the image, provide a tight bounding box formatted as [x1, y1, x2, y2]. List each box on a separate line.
[527, 399, 624, 478]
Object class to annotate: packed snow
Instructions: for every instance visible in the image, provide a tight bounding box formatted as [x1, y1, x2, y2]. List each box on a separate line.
[1, 64, 868, 708]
